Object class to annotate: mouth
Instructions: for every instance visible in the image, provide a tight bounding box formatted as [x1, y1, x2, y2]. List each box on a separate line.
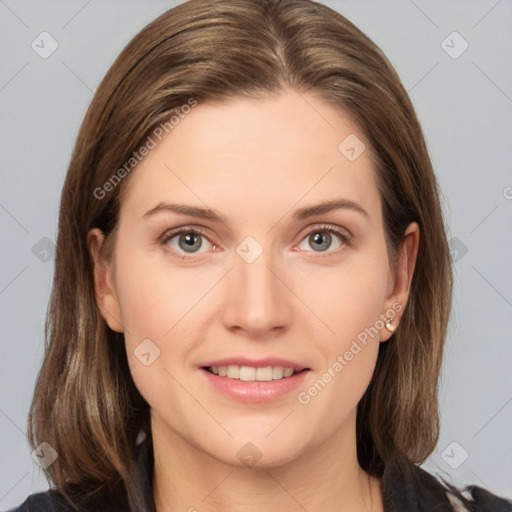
[199, 361, 311, 402]
[202, 365, 308, 382]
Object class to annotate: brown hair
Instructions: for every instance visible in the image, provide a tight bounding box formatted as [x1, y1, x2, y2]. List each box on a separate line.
[28, 0, 453, 508]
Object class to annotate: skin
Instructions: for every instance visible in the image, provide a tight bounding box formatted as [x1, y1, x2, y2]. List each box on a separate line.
[89, 88, 419, 512]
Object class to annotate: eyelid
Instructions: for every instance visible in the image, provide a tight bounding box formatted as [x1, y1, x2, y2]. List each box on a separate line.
[296, 223, 352, 242]
[160, 225, 213, 244]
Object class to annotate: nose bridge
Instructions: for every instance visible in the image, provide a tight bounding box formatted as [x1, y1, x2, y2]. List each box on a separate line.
[222, 239, 291, 333]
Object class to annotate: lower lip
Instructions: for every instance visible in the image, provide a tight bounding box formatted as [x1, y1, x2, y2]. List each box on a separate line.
[200, 368, 309, 402]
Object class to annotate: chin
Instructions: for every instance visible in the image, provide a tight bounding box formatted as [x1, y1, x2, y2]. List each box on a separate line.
[199, 429, 310, 469]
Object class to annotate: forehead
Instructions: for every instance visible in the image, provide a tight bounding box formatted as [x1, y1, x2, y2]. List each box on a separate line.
[119, 89, 381, 229]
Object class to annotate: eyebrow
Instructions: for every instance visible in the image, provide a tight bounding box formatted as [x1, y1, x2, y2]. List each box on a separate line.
[293, 199, 369, 221]
[143, 202, 227, 223]
[142, 199, 369, 224]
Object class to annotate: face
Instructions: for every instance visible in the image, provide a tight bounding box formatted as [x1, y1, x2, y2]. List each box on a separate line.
[89, 88, 418, 468]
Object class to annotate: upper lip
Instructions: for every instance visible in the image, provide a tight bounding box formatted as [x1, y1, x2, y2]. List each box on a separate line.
[200, 357, 309, 372]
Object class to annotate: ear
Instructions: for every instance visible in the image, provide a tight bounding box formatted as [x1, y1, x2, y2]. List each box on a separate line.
[380, 222, 419, 342]
[87, 228, 124, 333]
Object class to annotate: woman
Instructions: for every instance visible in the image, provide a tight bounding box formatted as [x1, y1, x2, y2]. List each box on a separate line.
[11, 0, 512, 511]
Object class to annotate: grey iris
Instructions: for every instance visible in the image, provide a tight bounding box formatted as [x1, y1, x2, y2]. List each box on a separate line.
[310, 232, 331, 251]
[179, 233, 202, 252]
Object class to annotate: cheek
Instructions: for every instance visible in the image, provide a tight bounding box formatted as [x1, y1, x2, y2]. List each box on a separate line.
[294, 246, 389, 409]
[113, 248, 215, 396]
[299, 245, 390, 347]
[114, 246, 204, 344]
[115, 256, 194, 417]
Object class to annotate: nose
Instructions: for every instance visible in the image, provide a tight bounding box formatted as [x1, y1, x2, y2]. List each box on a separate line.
[221, 248, 293, 337]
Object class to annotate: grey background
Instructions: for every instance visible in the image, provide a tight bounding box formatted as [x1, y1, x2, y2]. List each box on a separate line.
[1, 0, 511, 508]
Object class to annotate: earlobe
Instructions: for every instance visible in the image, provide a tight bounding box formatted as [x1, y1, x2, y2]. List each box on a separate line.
[380, 222, 420, 342]
[87, 228, 124, 333]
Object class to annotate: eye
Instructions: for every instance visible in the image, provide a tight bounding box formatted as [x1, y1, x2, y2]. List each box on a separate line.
[161, 227, 216, 258]
[160, 223, 351, 260]
[297, 224, 352, 254]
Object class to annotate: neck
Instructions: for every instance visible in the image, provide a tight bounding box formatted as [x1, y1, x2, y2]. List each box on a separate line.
[152, 411, 383, 512]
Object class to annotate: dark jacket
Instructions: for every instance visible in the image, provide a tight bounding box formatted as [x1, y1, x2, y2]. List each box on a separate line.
[9, 435, 512, 512]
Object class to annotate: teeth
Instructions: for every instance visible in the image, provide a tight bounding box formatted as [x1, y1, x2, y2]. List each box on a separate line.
[227, 365, 239, 379]
[240, 366, 256, 381]
[208, 365, 299, 381]
[256, 367, 273, 381]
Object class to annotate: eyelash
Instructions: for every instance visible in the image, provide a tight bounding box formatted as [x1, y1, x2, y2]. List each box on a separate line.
[160, 224, 352, 261]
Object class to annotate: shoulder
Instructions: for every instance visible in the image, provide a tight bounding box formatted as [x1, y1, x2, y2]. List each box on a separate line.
[7, 488, 129, 512]
[9, 433, 155, 512]
[445, 484, 512, 512]
[7, 490, 73, 512]
[382, 454, 512, 512]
